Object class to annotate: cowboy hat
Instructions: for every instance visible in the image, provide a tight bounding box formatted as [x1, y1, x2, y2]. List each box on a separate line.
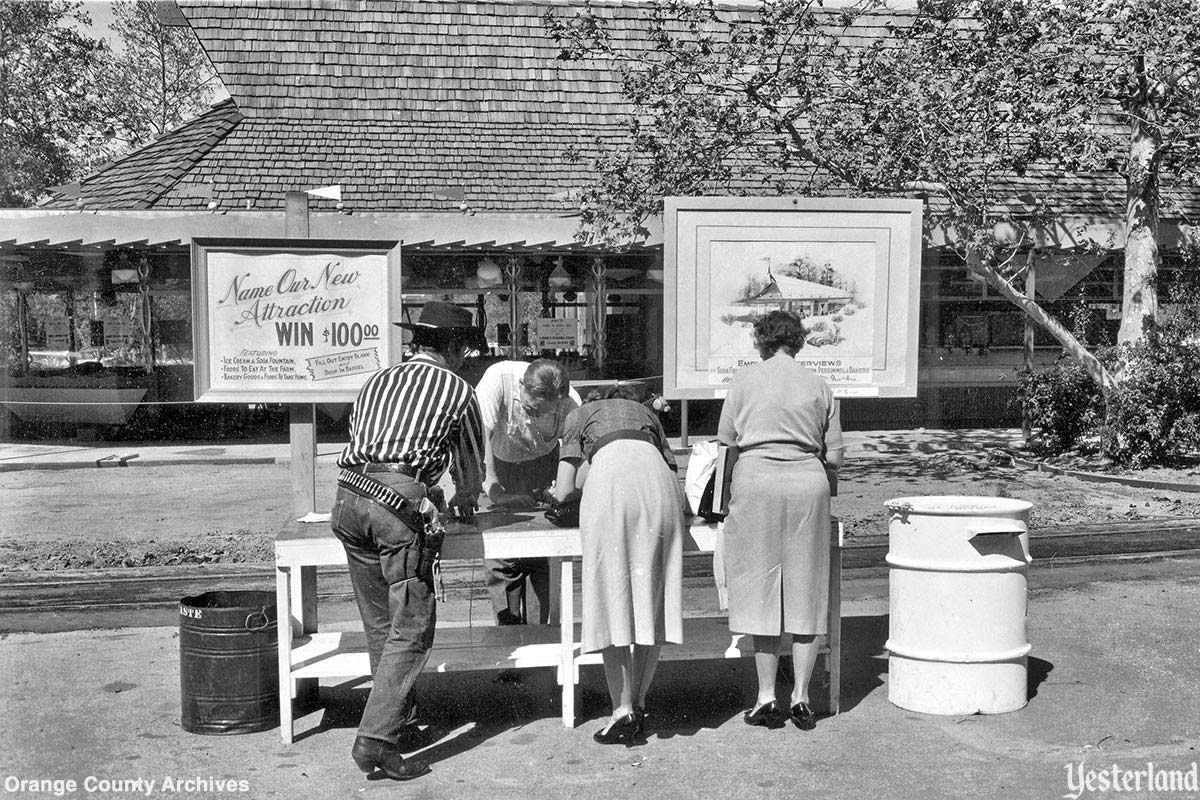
[395, 301, 486, 351]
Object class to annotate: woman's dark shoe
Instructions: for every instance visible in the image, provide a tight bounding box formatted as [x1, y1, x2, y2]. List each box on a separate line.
[790, 702, 817, 731]
[351, 736, 431, 781]
[593, 713, 642, 745]
[744, 701, 786, 728]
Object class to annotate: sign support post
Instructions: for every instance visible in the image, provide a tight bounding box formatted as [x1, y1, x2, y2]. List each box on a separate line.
[285, 191, 318, 518]
[282, 191, 319, 707]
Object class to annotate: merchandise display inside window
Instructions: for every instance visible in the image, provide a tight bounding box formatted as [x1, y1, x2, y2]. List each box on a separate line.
[920, 252, 1123, 355]
[399, 252, 663, 387]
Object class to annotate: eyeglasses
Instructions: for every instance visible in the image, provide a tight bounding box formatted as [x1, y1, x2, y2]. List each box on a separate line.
[520, 385, 554, 416]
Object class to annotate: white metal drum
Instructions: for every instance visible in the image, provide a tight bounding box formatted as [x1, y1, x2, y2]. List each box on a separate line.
[884, 495, 1033, 715]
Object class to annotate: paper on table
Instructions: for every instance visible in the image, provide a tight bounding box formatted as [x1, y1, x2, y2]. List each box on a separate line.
[296, 512, 332, 524]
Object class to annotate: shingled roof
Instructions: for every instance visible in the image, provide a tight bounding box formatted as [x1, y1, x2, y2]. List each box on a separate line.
[31, 0, 1199, 226]
[57, 99, 244, 209]
[42, 0, 645, 215]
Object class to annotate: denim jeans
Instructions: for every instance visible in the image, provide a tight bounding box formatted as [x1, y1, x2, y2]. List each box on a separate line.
[330, 474, 436, 744]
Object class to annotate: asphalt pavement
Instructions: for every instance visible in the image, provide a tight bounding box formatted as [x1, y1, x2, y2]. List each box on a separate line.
[2, 555, 1198, 800]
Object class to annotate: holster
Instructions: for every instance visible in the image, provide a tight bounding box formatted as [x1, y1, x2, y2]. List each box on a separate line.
[416, 503, 446, 598]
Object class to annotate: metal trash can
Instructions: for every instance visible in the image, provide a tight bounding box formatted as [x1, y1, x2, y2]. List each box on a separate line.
[179, 590, 278, 734]
[883, 496, 1032, 715]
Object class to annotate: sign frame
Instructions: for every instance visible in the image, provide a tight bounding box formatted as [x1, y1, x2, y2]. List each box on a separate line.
[663, 197, 923, 399]
[191, 237, 402, 402]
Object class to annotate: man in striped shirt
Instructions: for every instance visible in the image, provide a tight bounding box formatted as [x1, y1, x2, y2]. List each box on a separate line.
[331, 301, 485, 781]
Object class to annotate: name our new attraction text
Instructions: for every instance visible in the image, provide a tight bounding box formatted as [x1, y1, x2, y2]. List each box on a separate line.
[216, 261, 359, 328]
[3, 775, 250, 796]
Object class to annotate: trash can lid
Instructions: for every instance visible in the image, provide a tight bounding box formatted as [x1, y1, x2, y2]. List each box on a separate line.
[884, 495, 1033, 516]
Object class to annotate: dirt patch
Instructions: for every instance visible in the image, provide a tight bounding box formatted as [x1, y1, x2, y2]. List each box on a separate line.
[834, 452, 1200, 540]
[2, 454, 1199, 572]
[0, 532, 275, 572]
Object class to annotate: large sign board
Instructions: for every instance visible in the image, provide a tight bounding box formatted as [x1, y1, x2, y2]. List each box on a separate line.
[191, 238, 402, 402]
[664, 197, 922, 399]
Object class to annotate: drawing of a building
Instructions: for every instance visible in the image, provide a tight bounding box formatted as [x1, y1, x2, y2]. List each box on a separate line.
[737, 273, 853, 317]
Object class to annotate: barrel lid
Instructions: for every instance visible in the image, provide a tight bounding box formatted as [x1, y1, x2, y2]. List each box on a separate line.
[884, 495, 1033, 516]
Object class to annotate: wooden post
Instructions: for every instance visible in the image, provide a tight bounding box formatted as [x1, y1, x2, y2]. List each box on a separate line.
[505, 256, 522, 360]
[64, 289, 77, 367]
[680, 398, 689, 448]
[284, 190, 319, 706]
[16, 285, 29, 375]
[1022, 253, 1036, 444]
[284, 191, 317, 517]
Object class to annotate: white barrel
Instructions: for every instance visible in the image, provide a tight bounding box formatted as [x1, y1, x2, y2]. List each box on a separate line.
[884, 495, 1032, 715]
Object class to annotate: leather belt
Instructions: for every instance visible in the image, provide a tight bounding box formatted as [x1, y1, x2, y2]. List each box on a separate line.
[336, 468, 425, 533]
[348, 462, 419, 478]
[586, 429, 661, 462]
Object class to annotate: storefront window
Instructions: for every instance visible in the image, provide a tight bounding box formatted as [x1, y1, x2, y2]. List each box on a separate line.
[921, 251, 1121, 354]
[399, 252, 663, 386]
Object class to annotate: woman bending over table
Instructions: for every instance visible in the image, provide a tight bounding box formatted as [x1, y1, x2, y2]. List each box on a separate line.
[553, 385, 684, 746]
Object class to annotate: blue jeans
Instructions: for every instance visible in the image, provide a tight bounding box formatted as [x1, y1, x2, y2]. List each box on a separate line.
[331, 474, 436, 744]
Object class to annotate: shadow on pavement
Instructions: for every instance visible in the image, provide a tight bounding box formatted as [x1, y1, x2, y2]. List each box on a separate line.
[1027, 656, 1054, 701]
[296, 668, 567, 763]
[838, 614, 888, 714]
[284, 615, 893, 757]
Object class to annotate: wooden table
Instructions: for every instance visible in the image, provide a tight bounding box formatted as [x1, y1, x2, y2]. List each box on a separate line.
[275, 512, 842, 744]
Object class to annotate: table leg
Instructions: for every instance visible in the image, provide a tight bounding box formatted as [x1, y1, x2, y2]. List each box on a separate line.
[828, 523, 842, 716]
[548, 557, 562, 626]
[559, 557, 575, 728]
[293, 565, 319, 708]
[276, 565, 294, 745]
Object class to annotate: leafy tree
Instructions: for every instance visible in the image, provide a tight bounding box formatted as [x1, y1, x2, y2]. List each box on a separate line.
[0, 1, 108, 206]
[545, 0, 1200, 399]
[101, 0, 219, 150]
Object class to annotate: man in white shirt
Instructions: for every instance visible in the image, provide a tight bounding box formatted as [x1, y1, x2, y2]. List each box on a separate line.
[475, 359, 581, 624]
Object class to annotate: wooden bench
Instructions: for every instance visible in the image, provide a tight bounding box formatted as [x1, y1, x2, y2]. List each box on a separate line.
[275, 512, 842, 744]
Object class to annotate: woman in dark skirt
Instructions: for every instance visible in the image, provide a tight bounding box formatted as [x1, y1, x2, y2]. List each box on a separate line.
[553, 386, 684, 745]
[718, 310, 844, 730]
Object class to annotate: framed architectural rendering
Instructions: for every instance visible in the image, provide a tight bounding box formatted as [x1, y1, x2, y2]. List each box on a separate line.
[664, 197, 923, 399]
[191, 238, 402, 402]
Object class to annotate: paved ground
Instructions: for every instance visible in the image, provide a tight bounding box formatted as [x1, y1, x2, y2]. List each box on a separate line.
[2, 558, 1199, 800]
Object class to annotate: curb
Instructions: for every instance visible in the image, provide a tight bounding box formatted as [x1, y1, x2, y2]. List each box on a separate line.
[1012, 456, 1200, 494]
[0, 456, 282, 471]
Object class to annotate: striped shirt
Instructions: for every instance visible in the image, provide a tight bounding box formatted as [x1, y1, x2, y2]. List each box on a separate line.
[338, 353, 485, 494]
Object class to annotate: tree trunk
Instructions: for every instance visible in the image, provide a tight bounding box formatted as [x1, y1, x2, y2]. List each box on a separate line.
[979, 264, 1116, 394]
[1118, 105, 1161, 344]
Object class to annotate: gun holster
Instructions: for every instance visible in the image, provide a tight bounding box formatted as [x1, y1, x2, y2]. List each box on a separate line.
[415, 498, 446, 597]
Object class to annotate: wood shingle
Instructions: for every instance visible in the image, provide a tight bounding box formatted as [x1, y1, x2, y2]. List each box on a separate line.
[39, 0, 1197, 223]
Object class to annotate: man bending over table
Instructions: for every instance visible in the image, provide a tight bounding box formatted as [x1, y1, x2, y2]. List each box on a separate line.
[331, 301, 485, 781]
